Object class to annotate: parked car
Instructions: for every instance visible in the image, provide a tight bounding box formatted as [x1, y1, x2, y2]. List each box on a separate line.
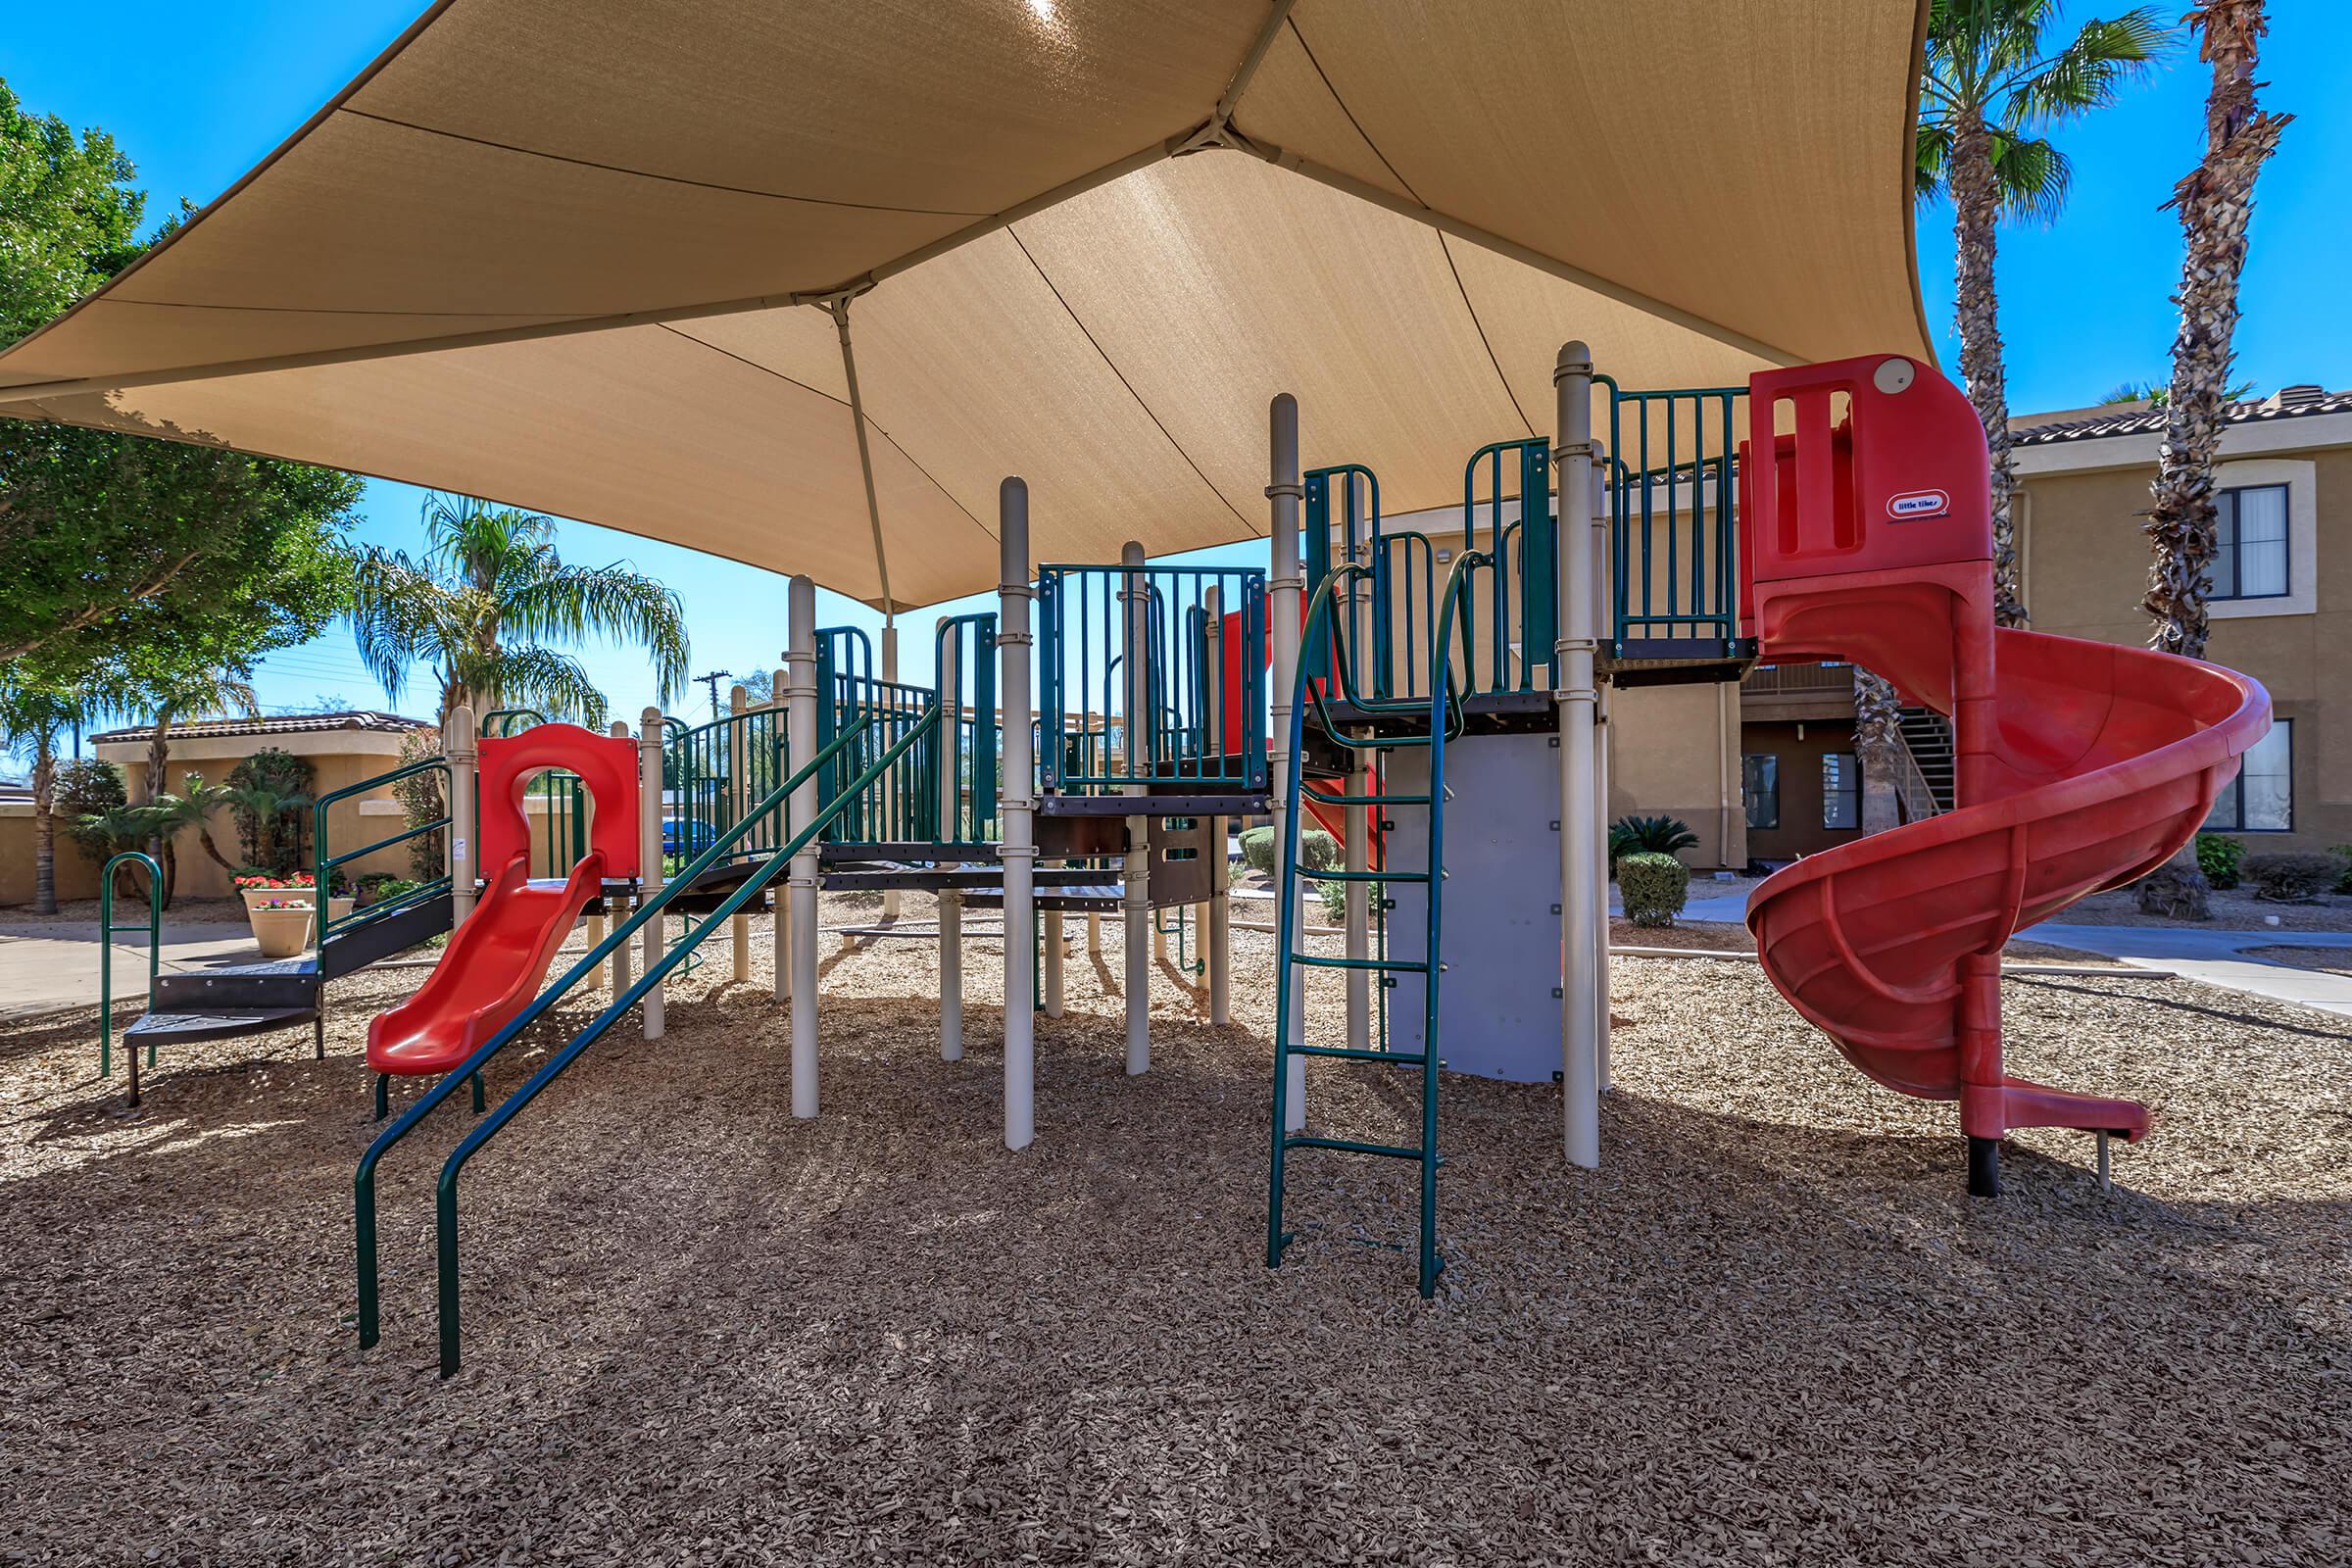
[663, 815, 716, 856]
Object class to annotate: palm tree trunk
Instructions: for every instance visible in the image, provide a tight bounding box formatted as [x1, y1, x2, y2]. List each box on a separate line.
[30, 733, 59, 916]
[1948, 111, 2029, 630]
[2135, 0, 2286, 920]
[1852, 667, 1903, 833]
[2141, 0, 2289, 662]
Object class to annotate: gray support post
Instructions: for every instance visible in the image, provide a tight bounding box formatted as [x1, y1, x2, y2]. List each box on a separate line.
[999, 478, 1039, 1149]
[770, 665, 791, 1000]
[881, 622, 902, 922]
[937, 615, 963, 1062]
[446, 705, 478, 929]
[609, 718, 633, 996]
[728, 683, 752, 982]
[638, 708, 666, 1040]
[1554, 342, 1601, 1169]
[1203, 585, 1231, 1026]
[786, 576, 821, 1117]
[1268, 394, 1306, 1131]
[1120, 540, 1152, 1075]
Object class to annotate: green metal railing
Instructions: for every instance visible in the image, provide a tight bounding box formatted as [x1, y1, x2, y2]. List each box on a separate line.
[97, 851, 162, 1096]
[477, 708, 546, 739]
[1601, 378, 1745, 655]
[314, 757, 454, 951]
[1267, 553, 1473, 1298]
[1308, 448, 1552, 702]
[664, 702, 788, 866]
[931, 612, 1001, 847]
[815, 625, 954, 846]
[1038, 563, 1266, 796]
[352, 710, 923, 1375]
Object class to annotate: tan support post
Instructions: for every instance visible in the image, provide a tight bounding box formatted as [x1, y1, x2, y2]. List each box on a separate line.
[446, 705, 478, 930]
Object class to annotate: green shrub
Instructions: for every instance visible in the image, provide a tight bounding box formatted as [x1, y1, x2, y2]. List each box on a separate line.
[225, 746, 317, 874]
[55, 760, 127, 865]
[1617, 851, 1690, 928]
[1241, 824, 1338, 876]
[2243, 852, 2335, 904]
[1609, 813, 1697, 864]
[2329, 844, 2352, 895]
[2194, 833, 2245, 890]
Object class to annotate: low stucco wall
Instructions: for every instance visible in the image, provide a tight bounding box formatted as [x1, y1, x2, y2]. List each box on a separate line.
[0, 805, 107, 907]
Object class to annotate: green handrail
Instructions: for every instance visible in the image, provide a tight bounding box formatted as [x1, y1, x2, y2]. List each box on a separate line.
[314, 756, 453, 948]
[98, 852, 162, 1095]
[423, 707, 941, 1375]
[349, 710, 888, 1364]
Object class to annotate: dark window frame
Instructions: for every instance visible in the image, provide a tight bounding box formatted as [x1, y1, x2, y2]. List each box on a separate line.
[1741, 753, 1780, 830]
[2211, 483, 2291, 602]
[1822, 751, 1860, 831]
[2206, 717, 2293, 833]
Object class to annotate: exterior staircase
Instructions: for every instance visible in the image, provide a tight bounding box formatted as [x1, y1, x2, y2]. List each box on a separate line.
[1895, 706, 1956, 815]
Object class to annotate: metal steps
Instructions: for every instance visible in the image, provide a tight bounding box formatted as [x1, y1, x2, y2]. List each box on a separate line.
[1897, 706, 1957, 813]
[125, 1005, 318, 1046]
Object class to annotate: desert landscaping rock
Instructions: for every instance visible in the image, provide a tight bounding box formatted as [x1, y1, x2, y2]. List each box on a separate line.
[2, 893, 2346, 1563]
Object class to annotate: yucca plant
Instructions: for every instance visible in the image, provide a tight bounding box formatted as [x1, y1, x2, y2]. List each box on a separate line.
[1609, 814, 1698, 863]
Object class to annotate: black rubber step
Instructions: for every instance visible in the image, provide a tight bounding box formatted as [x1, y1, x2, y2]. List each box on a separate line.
[124, 1006, 318, 1045]
[319, 891, 453, 978]
[154, 958, 318, 1010]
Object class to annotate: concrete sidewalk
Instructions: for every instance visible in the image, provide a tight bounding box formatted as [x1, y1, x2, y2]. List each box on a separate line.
[2017, 921, 2352, 1019]
[0, 920, 267, 1021]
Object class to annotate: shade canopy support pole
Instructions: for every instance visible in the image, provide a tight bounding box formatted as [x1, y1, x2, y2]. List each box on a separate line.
[999, 478, 1039, 1150]
[823, 294, 896, 619]
[1554, 343, 1601, 1170]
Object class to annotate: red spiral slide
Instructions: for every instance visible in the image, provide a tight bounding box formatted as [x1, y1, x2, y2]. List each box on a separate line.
[1736, 355, 2270, 1193]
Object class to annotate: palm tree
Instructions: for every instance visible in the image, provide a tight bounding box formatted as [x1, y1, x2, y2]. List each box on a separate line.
[2141, 0, 2290, 662]
[2098, 376, 2253, 407]
[2133, 0, 2289, 920]
[348, 494, 689, 728]
[0, 681, 82, 914]
[1917, 0, 2171, 628]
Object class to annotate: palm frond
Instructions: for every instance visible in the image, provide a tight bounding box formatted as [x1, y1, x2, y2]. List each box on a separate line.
[479, 645, 611, 729]
[346, 546, 456, 704]
[502, 563, 691, 707]
[1990, 132, 2071, 223]
[2013, 7, 2171, 123]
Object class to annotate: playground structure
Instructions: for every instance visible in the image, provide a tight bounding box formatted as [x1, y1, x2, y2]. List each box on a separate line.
[85, 344, 2269, 1370]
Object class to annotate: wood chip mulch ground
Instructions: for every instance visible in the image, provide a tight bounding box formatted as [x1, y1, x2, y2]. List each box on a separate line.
[2, 893, 2347, 1565]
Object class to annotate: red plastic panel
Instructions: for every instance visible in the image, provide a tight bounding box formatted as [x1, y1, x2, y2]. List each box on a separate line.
[1743, 354, 1991, 594]
[477, 724, 641, 881]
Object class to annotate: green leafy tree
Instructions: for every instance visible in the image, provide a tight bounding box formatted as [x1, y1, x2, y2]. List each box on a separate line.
[1917, 0, 2171, 628]
[348, 493, 689, 728]
[0, 77, 363, 669]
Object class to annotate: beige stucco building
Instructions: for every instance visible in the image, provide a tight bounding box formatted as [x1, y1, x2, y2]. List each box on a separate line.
[0, 711, 437, 907]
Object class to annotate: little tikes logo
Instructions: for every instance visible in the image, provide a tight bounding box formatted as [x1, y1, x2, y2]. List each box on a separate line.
[1886, 488, 1949, 521]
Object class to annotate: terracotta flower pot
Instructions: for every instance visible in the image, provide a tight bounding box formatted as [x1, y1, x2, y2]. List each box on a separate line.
[247, 905, 316, 960]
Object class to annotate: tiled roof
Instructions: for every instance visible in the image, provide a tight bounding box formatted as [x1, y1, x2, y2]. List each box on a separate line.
[2015, 386, 2352, 447]
[87, 710, 434, 744]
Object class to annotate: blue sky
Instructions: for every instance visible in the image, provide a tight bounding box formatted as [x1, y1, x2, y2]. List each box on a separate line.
[8, 1, 2347, 732]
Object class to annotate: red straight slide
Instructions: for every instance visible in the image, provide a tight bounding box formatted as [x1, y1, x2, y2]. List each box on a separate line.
[1736, 355, 2269, 1194]
[367, 854, 606, 1081]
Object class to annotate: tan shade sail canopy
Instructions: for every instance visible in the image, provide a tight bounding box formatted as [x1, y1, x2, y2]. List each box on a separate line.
[0, 0, 1932, 611]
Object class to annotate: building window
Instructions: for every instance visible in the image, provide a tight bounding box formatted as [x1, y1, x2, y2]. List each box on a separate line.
[2212, 484, 2290, 600]
[1822, 752, 1860, 830]
[1742, 754, 1780, 829]
[2205, 719, 2291, 832]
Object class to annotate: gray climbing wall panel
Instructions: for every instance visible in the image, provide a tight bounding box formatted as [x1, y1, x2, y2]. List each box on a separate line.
[1385, 730, 1561, 1083]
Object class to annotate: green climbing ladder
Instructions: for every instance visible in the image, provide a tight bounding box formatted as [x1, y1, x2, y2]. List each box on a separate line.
[1266, 545, 1478, 1298]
